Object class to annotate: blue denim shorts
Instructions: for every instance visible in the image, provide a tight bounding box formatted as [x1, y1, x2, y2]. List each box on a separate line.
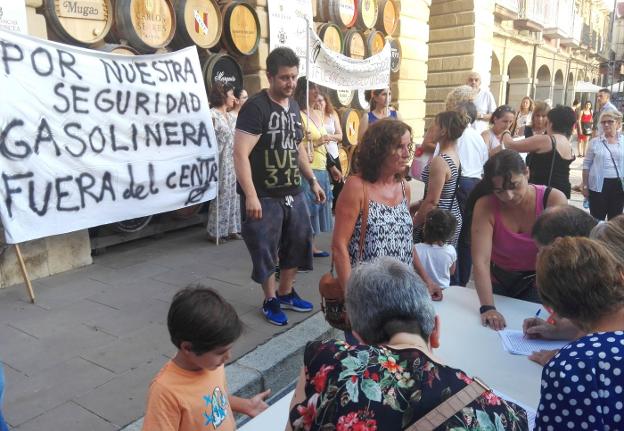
[241, 192, 313, 284]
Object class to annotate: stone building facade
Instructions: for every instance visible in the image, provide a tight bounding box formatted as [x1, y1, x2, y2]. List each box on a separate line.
[426, 0, 613, 123]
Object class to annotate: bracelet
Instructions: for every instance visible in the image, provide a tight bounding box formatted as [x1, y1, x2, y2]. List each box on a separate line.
[308, 176, 318, 185]
[479, 305, 496, 314]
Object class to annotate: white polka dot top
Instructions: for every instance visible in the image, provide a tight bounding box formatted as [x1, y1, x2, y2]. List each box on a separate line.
[535, 331, 624, 431]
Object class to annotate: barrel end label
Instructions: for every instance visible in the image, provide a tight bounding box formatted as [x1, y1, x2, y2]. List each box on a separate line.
[58, 1, 106, 21]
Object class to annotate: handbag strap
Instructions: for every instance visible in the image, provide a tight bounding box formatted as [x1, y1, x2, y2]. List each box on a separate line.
[448, 159, 461, 213]
[547, 135, 557, 187]
[328, 179, 370, 272]
[601, 138, 623, 180]
[404, 379, 489, 431]
[358, 181, 369, 262]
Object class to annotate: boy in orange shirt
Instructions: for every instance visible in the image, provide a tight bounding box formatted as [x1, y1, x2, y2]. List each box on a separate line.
[142, 286, 270, 431]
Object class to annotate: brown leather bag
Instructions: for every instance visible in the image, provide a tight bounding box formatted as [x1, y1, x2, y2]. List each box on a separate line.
[319, 182, 369, 331]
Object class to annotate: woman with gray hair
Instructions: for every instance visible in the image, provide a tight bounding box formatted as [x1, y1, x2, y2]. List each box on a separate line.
[581, 109, 624, 220]
[287, 257, 528, 430]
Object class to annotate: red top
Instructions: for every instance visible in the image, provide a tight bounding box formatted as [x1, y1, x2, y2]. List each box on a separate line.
[580, 112, 593, 123]
[490, 185, 546, 272]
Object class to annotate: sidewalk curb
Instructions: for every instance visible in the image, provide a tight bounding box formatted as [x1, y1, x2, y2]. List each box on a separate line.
[120, 312, 339, 430]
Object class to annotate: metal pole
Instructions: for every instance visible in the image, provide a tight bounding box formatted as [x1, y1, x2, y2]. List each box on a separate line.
[305, 19, 312, 159]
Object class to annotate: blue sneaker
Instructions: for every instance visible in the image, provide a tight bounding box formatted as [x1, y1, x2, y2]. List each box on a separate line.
[262, 297, 288, 326]
[277, 289, 313, 312]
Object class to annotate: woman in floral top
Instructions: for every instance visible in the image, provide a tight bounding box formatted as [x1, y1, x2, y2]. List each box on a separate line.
[287, 257, 528, 430]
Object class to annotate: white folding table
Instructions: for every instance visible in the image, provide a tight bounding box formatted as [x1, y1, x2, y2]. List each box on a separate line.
[241, 286, 545, 430]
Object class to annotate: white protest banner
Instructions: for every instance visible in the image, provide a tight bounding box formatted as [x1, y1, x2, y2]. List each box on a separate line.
[0, 1, 28, 34]
[0, 30, 218, 244]
[267, 0, 312, 75]
[308, 28, 391, 90]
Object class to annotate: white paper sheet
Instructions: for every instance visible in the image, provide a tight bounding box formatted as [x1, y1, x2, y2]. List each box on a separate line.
[498, 330, 569, 356]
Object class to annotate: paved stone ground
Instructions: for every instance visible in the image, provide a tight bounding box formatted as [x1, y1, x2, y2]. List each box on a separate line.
[0, 227, 333, 430]
[0, 157, 585, 431]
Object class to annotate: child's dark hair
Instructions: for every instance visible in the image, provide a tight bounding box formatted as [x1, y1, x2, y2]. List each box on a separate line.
[423, 209, 457, 244]
[167, 285, 242, 355]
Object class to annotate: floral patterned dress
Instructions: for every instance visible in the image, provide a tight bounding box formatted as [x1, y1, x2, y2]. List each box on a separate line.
[207, 108, 241, 238]
[289, 340, 528, 431]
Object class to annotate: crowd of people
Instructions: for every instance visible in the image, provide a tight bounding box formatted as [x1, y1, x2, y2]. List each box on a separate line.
[0, 18, 622, 428]
[61, 46, 622, 431]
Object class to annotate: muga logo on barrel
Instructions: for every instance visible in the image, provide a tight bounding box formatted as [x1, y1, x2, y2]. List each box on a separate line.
[59, 1, 103, 19]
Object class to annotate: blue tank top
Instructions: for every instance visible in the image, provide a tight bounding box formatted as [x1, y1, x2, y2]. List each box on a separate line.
[368, 110, 398, 124]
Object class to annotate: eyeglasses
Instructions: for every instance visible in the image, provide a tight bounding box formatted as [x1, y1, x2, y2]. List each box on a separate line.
[601, 120, 616, 125]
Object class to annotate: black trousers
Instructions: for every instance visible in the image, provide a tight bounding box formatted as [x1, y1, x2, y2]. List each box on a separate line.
[589, 178, 624, 220]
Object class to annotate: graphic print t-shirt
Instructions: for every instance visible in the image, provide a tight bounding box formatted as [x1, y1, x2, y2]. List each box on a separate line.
[236, 90, 303, 197]
[142, 361, 235, 431]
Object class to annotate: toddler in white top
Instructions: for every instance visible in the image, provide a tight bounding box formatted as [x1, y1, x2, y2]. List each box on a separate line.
[414, 208, 457, 288]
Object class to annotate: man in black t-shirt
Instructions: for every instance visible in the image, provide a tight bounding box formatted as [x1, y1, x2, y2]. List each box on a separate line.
[234, 47, 325, 326]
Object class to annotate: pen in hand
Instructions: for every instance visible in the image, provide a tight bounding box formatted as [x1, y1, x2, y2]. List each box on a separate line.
[524, 309, 541, 338]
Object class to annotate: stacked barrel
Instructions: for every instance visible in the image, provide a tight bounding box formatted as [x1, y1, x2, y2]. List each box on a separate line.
[313, 0, 401, 175]
[38, 0, 261, 95]
[34, 0, 402, 229]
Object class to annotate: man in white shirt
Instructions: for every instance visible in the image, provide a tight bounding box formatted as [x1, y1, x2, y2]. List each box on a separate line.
[467, 72, 497, 134]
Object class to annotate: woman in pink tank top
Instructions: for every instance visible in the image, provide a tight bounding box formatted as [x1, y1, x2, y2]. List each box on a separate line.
[467, 150, 567, 330]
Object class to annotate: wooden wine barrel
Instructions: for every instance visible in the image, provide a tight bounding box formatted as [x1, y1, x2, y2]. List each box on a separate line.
[352, 88, 370, 111]
[339, 108, 360, 146]
[113, 216, 153, 233]
[221, 2, 260, 56]
[109, 0, 176, 53]
[318, 0, 357, 28]
[42, 0, 113, 46]
[317, 23, 343, 53]
[376, 0, 399, 35]
[171, 204, 202, 219]
[338, 144, 356, 176]
[355, 0, 378, 31]
[389, 37, 402, 75]
[364, 30, 385, 57]
[343, 29, 365, 60]
[329, 89, 354, 108]
[202, 53, 244, 93]
[99, 43, 140, 55]
[171, 0, 222, 49]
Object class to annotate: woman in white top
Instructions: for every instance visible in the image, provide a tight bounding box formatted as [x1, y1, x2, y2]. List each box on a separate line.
[511, 96, 533, 137]
[582, 109, 624, 220]
[316, 92, 344, 208]
[315, 92, 343, 173]
[481, 105, 515, 157]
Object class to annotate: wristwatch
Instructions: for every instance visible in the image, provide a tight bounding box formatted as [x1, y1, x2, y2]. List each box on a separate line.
[479, 305, 496, 314]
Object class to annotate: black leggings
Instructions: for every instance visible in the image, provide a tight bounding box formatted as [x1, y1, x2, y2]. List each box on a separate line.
[589, 178, 624, 221]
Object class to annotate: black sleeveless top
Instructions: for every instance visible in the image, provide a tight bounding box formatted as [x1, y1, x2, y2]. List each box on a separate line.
[526, 136, 574, 198]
